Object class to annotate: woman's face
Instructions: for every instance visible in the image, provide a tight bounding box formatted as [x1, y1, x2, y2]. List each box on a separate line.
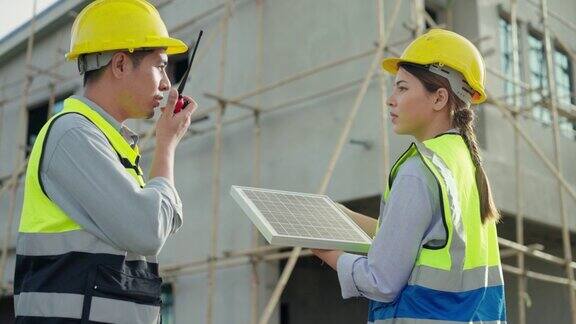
[387, 67, 438, 139]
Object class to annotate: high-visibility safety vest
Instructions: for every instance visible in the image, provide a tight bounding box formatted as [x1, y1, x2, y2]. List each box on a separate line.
[369, 133, 506, 324]
[14, 98, 161, 323]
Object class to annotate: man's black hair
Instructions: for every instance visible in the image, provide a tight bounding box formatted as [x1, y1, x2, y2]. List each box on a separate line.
[83, 49, 155, 86]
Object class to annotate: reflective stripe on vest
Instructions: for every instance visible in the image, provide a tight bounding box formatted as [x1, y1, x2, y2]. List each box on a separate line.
[15, 98, 160, 323]
[369, 133, 506, 323]
[371, 319, 505, 324]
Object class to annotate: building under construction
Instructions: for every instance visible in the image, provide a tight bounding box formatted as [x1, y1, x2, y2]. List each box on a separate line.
[0, 0, 575, 323]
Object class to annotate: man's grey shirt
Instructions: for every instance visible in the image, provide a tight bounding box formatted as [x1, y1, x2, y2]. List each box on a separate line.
[40, 95, 183, 256]
[336, 152, 447, 303]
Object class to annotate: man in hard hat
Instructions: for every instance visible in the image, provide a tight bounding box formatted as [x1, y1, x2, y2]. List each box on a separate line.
[14, 0, 195, 322]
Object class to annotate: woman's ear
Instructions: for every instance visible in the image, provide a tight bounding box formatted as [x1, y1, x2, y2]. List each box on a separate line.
[432, 88, 449, 111]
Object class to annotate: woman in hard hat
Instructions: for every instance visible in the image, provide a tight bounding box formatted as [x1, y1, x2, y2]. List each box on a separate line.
[312, 29, 507, 323]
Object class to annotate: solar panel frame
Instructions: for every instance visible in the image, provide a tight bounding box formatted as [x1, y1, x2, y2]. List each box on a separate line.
[230, 185, 372, 253]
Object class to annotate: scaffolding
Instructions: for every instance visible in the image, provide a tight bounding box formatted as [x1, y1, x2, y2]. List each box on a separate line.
[0, 0, 576, 323]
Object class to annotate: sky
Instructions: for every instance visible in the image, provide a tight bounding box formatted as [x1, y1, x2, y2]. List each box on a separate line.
[0, 0, 61, 41]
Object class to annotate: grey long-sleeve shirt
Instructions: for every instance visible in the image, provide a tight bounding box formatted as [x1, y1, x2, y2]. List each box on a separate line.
[336, 155, 447, 303]
[40, 95, 183, 256]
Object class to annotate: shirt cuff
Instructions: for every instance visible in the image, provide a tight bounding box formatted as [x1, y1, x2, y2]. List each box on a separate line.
[337, 253, 364, 299]
[146, 177, 183, 232]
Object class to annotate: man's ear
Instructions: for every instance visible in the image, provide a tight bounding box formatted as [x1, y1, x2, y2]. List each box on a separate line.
[432, 88, 449, 111]
[110, 52, 132, 79]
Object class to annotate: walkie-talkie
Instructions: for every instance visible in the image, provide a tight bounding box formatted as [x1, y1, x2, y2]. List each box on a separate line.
[174, 30, 203, 113]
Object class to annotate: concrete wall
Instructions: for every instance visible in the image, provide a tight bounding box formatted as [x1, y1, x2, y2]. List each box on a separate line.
[0, 0, 575, 323]
[477, 0, 576, 230]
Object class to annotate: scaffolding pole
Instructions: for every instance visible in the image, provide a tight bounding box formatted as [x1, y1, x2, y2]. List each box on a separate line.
[0, 6, 574, 231]
[541, 0, 576, 322]
[509, 1, 527, 323]
[258, 37, 382, 324]
[0, 0, 236, 97]
[147, 73, 576, 324]
[159, 239, 576, 292]
[0, 44, 409, 121]
[250, 110, 262, 324]
[140, 73, 381, 157]
[499, 237, 576, 269]
[0, 40, 378, 112]
[206, 1, 233, 323]
[258, 1, 403, 323]
[166, 246, 576, 292]
[0, 78, 5, 174]
[48, 83, 56, 114]
[0, 0, 37, 291]
[502, 263, 576, 288]
[0, 1, 575, 318]
[526, 0, 576, 33]
[1, 37, 423, 116]
[376, 0, 390, 193]
[251, 1, 265, 323]
[486, 95, 576, 203]
[410, 0, 425, 37]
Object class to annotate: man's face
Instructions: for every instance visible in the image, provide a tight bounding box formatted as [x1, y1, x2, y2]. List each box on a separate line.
[119, 49, 171, 119]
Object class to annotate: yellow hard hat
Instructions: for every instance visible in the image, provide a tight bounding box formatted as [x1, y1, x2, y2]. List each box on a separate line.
[66, 0, 188, 60]
[382, 29, 487, 104]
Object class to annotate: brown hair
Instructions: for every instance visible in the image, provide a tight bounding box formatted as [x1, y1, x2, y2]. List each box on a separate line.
[398, 62, 501, 224]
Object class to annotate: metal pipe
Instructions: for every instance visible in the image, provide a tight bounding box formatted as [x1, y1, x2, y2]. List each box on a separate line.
[526, 0, 576, 33]
[500, 244, 544, 258]
[502, 263, 576, 288]
[251, 2, 265, 322]
[509, 1, 526, 322]
[376, 0, 390, 194]
[499, 237, 576, 269]
[0, 0, 37, 291]
[258, 1, 403, 322]
[486, 95, 576, 204]
[206, 2, 233, 322]
[541, 1, 576, 321]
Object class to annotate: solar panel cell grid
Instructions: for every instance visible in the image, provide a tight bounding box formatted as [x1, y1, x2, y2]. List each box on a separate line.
[231, 186, 372, 252]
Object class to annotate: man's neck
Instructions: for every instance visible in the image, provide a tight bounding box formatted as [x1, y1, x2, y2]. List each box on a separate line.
[84, 85, 126, 123]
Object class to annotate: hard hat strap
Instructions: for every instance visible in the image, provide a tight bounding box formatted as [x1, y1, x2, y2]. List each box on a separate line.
[78, 52, 114, 74]
[426, 64, 474, 105]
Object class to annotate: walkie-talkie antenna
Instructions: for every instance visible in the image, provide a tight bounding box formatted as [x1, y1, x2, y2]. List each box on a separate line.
[174, 30, 203, 113]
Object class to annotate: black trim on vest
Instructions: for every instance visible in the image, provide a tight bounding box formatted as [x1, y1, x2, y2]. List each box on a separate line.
[15, 316, 110, 323]
[387, 142, 449, 251]
[387, 132, 461, 189]
[68, 113, 143, 176]
[38, 112, 76, 198]
[14, 252, 159, 297]
[433, 131, 461, 139]
[387, 144, 414, 190]
[116, 153, 143, 176]
[38, 113, 144, 200]
[15, 252, 162, 317]
[416, 152, 449, 250]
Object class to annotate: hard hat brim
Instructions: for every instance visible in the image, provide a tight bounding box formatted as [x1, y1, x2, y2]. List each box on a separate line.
[381, 57, 402, 75]
[65, 36, 188, 60]
[381, 57, 486, 104]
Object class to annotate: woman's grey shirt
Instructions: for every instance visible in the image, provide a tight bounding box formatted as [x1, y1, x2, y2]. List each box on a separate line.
[336, 155, 446, 303]
[39, 95, 183, 256]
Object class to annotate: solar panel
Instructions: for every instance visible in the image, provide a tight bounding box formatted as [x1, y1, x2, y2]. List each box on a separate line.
[230, 185, 372, 253]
